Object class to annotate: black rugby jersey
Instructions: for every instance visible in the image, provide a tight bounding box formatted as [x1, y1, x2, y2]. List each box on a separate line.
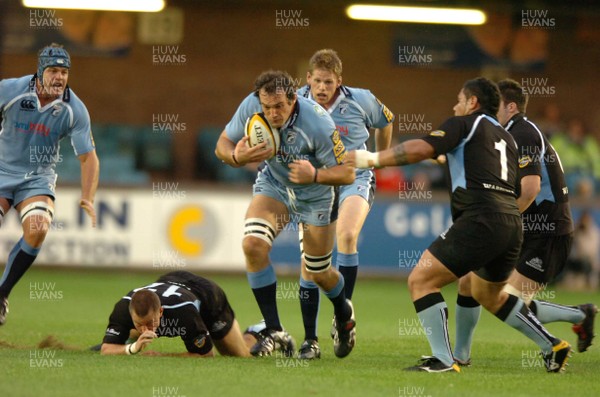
[505, 113, 573, 235]
[102, 273, 215, 355]
[422, 111, 520, 220]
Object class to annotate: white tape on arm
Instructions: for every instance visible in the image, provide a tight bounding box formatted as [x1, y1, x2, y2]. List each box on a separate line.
[354, 150, 380, 169]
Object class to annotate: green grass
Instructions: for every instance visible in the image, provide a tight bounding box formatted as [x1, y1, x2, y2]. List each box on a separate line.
[1, 268, 599, 397]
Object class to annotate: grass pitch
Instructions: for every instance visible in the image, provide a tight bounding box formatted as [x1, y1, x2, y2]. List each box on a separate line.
[1, 268, 599, 397]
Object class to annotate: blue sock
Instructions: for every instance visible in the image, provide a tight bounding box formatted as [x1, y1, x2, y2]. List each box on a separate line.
[454, 294, 481, 362]
[530, 300, 585, 324]
[324, 274, 350, 322]
[413, 292, 454, 366]
[495, 294, 558, 354]
[337, 252, 358, 299]
[299, 277, 320, 341]
[0, 238, 41, 298]
[247, 265, 281, 331]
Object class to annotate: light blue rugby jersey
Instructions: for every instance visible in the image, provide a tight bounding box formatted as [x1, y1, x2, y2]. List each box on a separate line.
[0, 75, 94, 174]
[297, 85, 394, 151]
[225, 94, 345, 188]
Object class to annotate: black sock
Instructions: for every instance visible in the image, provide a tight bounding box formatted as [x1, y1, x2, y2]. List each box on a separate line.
[251, 283, 282, 331]
[339, 266, 358, 300]
[299, 285, 320, 341]
[0, 239, 40, 298]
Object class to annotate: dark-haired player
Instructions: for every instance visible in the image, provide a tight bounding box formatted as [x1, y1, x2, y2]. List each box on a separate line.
[453, 79, 597, 366]
[101, 271, 260, 357]
[348, 77, 571, 373]
[0, 43, 99, 325]
[215, 70, 356, 358]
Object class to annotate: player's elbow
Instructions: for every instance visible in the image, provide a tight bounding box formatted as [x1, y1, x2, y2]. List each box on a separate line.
[99, 343, 112, 355]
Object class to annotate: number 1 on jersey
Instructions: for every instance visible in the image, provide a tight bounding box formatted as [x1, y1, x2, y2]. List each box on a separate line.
[494, 139, 508, 181]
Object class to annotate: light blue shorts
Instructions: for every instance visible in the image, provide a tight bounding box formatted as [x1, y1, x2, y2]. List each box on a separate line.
[252, 169, 338, 226]
[338, 168, 375, 207]
[0, 166, 57, 206]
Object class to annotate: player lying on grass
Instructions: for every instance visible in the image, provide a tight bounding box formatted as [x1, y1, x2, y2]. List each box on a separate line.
[100, 271, 265, 357]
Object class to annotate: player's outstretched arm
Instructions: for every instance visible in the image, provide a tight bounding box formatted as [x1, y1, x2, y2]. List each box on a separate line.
[78, 149, 99, 227]
[215, 130, 270, 167]
[348, 139, 435, 169]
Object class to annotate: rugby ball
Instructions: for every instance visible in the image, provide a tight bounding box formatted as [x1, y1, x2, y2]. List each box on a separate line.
[245, 113, 280, 159]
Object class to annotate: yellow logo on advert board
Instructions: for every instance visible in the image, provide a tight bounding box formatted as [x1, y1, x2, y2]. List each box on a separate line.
[168, 205, 217, 256]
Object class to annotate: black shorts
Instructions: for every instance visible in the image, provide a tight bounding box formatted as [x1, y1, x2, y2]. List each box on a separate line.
[157, 271, 235, 340]
[428, 212, 523, 282]
[516, 233, 573, 284]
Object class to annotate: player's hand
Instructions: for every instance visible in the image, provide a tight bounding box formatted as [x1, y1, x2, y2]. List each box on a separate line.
[131, 330, 157, 353]
[235, 136, 272, 164]
[435, 154, 446, 164]
[288, 160, 316, 184]
[79, 199, 96, 227]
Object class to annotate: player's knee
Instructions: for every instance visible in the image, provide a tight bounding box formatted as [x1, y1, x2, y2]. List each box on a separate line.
[304, 251, 332, 274]
[336, 227, 359, 250]
[20, 201, 54, 243]
[242, 217, 275, 260]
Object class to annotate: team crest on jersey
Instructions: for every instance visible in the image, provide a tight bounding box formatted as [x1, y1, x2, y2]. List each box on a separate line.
[519, 155, 532, 168]
[330, 129, 346, 164]
[339, 103, 348, 114]
[286, 130, 297, 144]
[313, 105, 326, 116]
[429, 130, 445, 137]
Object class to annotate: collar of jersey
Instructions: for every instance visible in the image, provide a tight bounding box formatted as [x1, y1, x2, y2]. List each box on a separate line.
[282, 100, 300, 129]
